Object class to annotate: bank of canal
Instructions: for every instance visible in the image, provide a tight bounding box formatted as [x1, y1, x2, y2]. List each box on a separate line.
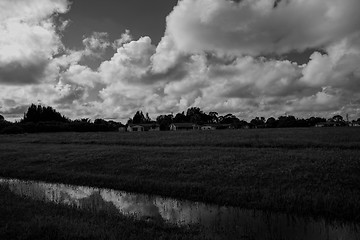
[1, 178, 359, 240]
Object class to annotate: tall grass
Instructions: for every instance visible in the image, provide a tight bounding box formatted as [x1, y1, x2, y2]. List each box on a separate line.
[0, 128, 359, 221]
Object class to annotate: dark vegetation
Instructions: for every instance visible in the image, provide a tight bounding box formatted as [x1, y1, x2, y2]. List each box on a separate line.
[0, 104, 123, 134]
[1, 104, 358, 134]
[0, 186, 205, 240]
[1, 129, 360, 222]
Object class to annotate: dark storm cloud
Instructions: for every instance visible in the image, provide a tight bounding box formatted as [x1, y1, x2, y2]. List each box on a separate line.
[0, 60, 49, 85]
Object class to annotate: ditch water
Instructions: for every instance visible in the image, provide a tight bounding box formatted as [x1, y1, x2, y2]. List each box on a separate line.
[1, 178, 359, 240]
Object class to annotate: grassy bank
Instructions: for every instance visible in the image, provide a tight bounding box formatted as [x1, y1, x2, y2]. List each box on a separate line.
[0, 186, 205, 240]
[1, 128, 360, 221]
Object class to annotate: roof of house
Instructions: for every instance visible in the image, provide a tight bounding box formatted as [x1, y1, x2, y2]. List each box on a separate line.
[128, 123, 159, 127]
[202, 123, 232, 127]
[316, 121, 343, 126]
[171, 123, 198, 128]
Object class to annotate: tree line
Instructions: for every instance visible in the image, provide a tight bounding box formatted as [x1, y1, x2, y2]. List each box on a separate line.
[131, 107, 353, 130]
[0, 104, 358, 134]
[0, 104, 123, 134]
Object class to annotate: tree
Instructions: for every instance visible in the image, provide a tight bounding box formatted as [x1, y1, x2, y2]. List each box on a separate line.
[73, 118, 91, 123]
[307, 116, 326, 127]
[156, 114, 173, 130]
[277, 115, 297, 128]
[0, 115, 4, 121]
[250, 117, 265, 128]
[145, 113, 152, 123]
[186, 107, 204, 124]
[173, 112, 187, 123]
[21, 104, 68, 123]
[132, 111, 146, 124]
[332, 115, 343, 122]
[219, 114, 240, 126]
[94, 118, 107, 125]
[208, 112, 218, 123]
[266, 117, 277, 128]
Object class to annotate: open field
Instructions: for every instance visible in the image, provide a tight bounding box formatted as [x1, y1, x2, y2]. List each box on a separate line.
[1, 128, 360, 222]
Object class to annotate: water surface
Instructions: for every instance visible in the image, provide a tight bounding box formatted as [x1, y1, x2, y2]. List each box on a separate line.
[1, 178, 359, 240]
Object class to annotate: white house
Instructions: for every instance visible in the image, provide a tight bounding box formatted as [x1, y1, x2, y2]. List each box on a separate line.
[127, 123, 160, 132]
[349, 121, 360, 127]
[169, 123, 200, 131]
[201, 125, 216, 130]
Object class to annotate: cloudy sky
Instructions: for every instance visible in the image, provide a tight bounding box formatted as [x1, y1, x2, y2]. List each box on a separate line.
[1, 0, 360, 122]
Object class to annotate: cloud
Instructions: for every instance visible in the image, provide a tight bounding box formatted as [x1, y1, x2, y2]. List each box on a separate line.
[1, 0, 360, 122]
[82, 32, 111, 57]
[163, 0, 360, 56]
[0, 0, 70, 85]
[99, 37, 156, 84]
[112, 29, 133, 49]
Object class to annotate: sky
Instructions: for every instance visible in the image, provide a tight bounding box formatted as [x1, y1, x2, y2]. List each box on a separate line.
[1, 0, 360, 123]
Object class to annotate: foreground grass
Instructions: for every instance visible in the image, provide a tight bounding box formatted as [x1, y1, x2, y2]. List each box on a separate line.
[1, 128, 360, 222]
[0, 186, 205, 240]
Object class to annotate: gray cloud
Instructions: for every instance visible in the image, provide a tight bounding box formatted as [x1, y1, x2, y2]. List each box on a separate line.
[2, 0, 360, 122]
[164, 0, 360, 56]
[0, 60, 49, 85]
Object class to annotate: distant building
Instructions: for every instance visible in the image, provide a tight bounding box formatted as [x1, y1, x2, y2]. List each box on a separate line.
[127, 123, 160, 132]
[118, 126, 126, 132]
[349, 121, 360, 127]
[169, 123, 200, 131]
[201, 125, 216, 130]
[201, 124, 232, 130]
[315, 122, 345, 127]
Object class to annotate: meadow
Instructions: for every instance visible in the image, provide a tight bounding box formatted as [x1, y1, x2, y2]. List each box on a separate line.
[1, 127, 360, 224]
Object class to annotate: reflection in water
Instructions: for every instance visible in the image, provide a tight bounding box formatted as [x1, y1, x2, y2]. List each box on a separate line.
[0, 178, 359, 240]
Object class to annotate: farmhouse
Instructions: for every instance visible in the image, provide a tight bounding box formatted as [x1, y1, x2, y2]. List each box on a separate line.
[201, 124, 233, 130]
[127, 123, 160, 132]
[118, 126, 126, 132]
[170, 123, 200, 131]
[315, 122, 344, 127]
[201, 125, 216, 130]
[349, 121, 360, 127]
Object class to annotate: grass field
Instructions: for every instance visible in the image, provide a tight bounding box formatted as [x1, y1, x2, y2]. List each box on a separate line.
[1, 128, 360, 223]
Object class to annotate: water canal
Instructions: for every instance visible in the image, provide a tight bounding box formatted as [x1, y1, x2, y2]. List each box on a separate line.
[0, 178, 359, 240]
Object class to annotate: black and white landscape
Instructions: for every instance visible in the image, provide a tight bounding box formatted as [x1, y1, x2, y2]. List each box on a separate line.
[1, 0, 360, 239]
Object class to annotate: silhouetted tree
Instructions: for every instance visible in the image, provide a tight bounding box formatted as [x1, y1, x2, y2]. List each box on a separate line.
[156, 114, 173, 130]
[237, 120, 249, 128]
[73, 118, 91, 123]
[219, 114, 240, 126]
[266, 117, 277, 128]
[132, 111, 146, 124]
[250, 117, 265, 128]
[21, 104, 68, 123]
[173, 112, 188, 123]
[0, 115, 4, 121]
[332, 115, 344, 122]
[186, 107, 203, 124]
[209, 112, 218, 123]
[129, 111, 153, 124]
[277, 115, 297, 128]
[145, 113, 152, 123]
[94, 118, 107, 125]
[306, 116, 326, 127]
